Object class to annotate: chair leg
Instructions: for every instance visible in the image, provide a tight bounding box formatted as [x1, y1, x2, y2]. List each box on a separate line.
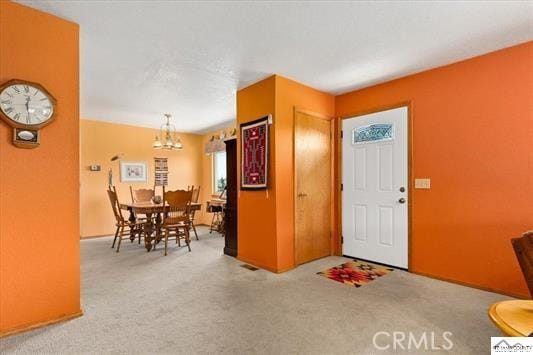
[186, 227, 191, 252]
[192, 221, 199, 240]
[111, 226, 119, 248]
[213, 212, 221, 233]
[138, 225, 142, 244]
[164, 229, 168, 256]
[116, 226, 125, 253]
[209, 213, 215, 233]
[177, 229, 181, 247]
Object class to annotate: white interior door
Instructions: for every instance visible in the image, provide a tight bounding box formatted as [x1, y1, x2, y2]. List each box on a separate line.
[342, 107, 408, 268]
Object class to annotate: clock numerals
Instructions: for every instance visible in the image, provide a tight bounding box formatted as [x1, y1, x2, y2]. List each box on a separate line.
[0, 81, 55, 129]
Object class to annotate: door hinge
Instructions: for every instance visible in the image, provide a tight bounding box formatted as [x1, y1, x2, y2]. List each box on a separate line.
[340, 130, 343, 139]
[341, 236, 344, 244]
[341, 183, 343, 191]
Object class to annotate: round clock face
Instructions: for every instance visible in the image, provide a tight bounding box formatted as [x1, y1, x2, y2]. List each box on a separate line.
[0, 82, 54, 127]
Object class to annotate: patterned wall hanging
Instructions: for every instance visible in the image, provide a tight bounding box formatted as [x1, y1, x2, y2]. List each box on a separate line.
[154, 157, 168, 186]
[240, 115, 270, 190]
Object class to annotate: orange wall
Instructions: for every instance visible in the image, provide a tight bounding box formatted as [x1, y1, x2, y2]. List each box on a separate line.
[274, 76, 335, 270]
[237, 75, 335, 272]
[0, 0, 81, 335]
[198, 130, 213, 225]
[80, 119, 204, 237]
[198, 126, 236, 225]
[336, 42, 533, 298]
[237, 76, 278, 271]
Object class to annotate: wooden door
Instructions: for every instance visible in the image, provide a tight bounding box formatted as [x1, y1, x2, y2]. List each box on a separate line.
[295, 110, 332, 265]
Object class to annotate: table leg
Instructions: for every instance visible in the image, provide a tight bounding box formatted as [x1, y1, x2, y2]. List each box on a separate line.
[155, 212, 162, 244]
[143, 212, 154, 252]
[128, 208, 136, 242]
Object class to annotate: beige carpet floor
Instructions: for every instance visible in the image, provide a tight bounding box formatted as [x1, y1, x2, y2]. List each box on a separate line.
[1, 227, 509, 354]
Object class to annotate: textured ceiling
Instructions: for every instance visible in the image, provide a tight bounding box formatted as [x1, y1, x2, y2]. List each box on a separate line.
[16, 1, 533, 133]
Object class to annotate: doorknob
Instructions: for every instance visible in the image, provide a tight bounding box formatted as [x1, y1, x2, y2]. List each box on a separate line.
[297, 193, 308, 197]
[398, 198, 406, 204]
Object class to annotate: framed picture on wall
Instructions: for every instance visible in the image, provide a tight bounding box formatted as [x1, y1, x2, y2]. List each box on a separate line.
[241, 115, 270, 190]
[120, 161, 147, 182]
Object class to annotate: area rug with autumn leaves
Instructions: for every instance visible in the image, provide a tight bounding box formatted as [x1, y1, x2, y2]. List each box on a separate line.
[317, 259, 394, 287]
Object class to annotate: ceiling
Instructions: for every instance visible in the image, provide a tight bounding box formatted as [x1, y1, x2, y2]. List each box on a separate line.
[17, 1, 533, 133]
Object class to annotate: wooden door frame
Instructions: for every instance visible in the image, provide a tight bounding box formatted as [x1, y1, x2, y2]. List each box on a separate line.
[293, 108, 336, 265]
[337, 101, 413, 270]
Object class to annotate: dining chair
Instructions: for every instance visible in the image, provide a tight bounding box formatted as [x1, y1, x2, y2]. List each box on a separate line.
[130, 186, 155, 203]
[188, 185, 201, 240]
[129, 186, 156, 229]
[107, 186, 144, 252]
[488, 231, 533, 337]
[160, 187, 193, 255]
[512, 231, 533, 296]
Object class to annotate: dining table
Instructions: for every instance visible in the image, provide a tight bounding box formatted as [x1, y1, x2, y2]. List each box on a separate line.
[120, 201, 202, 252]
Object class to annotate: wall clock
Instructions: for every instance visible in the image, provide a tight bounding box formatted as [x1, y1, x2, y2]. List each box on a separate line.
[0, 79, 56, 148]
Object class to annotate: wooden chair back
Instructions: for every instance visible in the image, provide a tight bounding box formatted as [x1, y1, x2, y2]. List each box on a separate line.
[191, 186, 201, 203]
[130, 186, 155, 203]
[107, 186, 125, 224]
[187, 185, 201, 203]
[512, 231, 533, 297]
[163, 187, 193, 224]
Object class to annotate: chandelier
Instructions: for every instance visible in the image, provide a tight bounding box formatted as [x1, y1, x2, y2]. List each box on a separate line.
[152, 114, 183, 150]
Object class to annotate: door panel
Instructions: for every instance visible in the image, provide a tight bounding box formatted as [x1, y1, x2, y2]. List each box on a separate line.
[378, 206, 393, 246]
[295, 111, 332, 265]
[353, 205, 367, 241]
[354, 148, 366, 190]
[379, 144, 394, 191]
[342, 107, 408, 268]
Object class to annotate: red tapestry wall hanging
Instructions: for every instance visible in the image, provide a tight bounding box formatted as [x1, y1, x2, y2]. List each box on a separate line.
[241, 116, 270, 190]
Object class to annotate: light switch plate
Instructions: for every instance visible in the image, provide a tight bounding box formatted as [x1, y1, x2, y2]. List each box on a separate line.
[415, 178, 431, 189]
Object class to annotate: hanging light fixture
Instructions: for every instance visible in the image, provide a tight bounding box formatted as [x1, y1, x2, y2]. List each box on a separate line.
[152, 113, 183, 151]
